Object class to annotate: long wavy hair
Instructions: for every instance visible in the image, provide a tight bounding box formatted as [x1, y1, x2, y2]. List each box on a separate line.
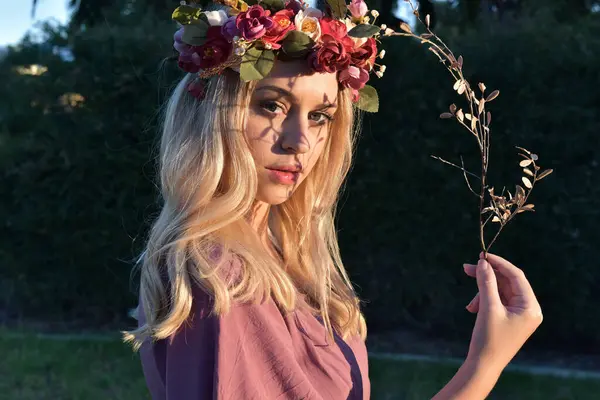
[123, 67, 366, 350]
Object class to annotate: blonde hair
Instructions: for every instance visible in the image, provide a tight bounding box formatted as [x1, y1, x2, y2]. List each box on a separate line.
[123, 67, 367, 350]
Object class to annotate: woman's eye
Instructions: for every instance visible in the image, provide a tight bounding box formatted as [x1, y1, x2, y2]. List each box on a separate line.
[309, 112, 334, 125]
[261, 101, 284, 114]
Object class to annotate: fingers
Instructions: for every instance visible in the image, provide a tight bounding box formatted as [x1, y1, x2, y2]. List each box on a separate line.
[463, 263, 477, 277]
[465, 262, 498, 276]
[465, 263, 511, 306]
[464, 265, 480, 313]
[466, 292, 480, 313]
[475, 258, 502, 308]
[482, 252, 536, 301]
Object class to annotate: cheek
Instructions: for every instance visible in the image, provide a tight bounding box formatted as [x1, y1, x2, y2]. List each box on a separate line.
[298, 130, 329, 179]
[245, 113, 279, 164]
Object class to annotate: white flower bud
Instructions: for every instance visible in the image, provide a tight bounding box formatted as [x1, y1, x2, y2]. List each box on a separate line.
[265, 43, 273, 50]
[233, 36, 240, 42]
[371, 10, 380, 18]
[234, 47, 246, 56]
[378, 50, 386, 59]
[380, 24, 387, 30]
[375, 71, 384, 78]
[384, 28, 394, 36]
[379, 65, 387, 72]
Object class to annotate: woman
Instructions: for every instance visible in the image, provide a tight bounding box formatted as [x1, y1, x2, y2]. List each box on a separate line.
[124, 1, 543, 398]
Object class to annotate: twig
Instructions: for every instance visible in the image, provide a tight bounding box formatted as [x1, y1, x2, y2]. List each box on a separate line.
[430, 155, 480, 180]
[460, 156, 479, 197]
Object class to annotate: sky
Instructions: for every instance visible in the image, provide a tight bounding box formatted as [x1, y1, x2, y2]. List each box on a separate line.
[0, 0, 71, 46]
[0, 0, 423, 47]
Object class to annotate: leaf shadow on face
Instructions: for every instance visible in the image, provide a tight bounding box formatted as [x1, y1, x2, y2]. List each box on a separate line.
[247, 75, 338, 198]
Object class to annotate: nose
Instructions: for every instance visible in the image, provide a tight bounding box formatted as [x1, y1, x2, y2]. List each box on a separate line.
[280, 111, 311, 154]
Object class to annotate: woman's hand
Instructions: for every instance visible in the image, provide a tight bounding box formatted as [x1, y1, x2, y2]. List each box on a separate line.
[462, 252, 543, 371]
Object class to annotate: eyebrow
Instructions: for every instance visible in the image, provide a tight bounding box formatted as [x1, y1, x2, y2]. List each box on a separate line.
[255, 85, 338, 108]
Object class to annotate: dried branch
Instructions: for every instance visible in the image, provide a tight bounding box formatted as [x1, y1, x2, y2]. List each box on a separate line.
[391, 0, 553, 253]
[430, 155, 480, 180]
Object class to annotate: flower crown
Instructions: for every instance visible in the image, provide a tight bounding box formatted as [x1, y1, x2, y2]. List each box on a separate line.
[172, 0, 388, 112]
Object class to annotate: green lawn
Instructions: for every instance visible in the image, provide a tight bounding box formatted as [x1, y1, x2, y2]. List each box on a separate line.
[1, 332, 599, 399]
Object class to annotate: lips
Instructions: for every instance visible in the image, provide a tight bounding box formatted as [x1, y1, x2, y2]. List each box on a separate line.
[267, 167, 298, 173]
[266, 167, 300, 185]
[266, 165, 302, 173]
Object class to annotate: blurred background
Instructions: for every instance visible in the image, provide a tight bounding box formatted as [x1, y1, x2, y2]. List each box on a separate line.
[1, 0, 599, 398]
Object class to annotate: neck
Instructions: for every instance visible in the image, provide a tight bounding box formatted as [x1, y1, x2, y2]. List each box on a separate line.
[247, 201, 283, 261]
[247, 200, 271, 244]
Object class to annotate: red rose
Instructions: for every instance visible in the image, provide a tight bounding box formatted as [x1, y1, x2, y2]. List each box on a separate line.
[319, 18, 347, 41]
[262, 9, 295, 49]
[350, 37, 377, 69]
[319, 18, 354, 54]
[309, 34, 350, 73]
[196, 26, 232, 69]
[178, 55, 201, 74]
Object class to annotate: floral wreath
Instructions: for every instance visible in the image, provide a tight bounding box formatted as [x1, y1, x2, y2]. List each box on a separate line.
[172, 0, 390, 112]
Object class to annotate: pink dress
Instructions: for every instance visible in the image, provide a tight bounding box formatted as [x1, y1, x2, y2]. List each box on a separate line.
[138, 255, 370, 399]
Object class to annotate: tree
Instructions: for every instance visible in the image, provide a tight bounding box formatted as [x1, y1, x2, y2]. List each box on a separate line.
[454, 0, 595, 25]
[31, 0, 173, 28]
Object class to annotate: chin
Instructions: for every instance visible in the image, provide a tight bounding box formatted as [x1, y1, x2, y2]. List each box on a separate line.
[255, 185, 296, 205]
[255, 171, 305, 205]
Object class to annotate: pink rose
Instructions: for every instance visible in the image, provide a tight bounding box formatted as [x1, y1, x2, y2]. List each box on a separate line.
[348, 0, 368, 19]
[221, 16, 240, 42]
[262, 9, 295, 49]
[339, 65, 369, 91]
[309, 34, 350, 73]
[349, 37, 377, 69]
[236, 5, 274, 41]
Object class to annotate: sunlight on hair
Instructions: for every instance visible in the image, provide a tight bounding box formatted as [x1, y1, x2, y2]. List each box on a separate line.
[123, 70, 367, 350]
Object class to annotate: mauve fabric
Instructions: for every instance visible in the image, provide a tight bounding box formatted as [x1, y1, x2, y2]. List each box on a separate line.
[138, 255, 370, 400]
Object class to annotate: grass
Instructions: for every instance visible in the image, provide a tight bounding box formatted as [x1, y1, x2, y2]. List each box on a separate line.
[1, 331, 599, 400]
[369, 359, 600, 400]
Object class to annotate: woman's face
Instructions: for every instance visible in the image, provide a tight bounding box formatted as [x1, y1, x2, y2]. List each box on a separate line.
[245, 60, 339, 205]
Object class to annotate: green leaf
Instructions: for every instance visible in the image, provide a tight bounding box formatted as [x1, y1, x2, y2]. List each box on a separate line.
[281, 31, 314, 57]
[181, 21, 210, 46]
[240, 48, 275, 81]
[326, 0, 347, 19]
[260, 0, 285, 12]
[172, 5, 203, 25]
[348, 24, 380, 38]
[356, 85, 379, 113]
[245, 0, 259, 5]
[198, 13, 210, 25]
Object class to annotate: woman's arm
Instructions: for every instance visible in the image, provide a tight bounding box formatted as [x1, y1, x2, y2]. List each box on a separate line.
[432, 252, 544, 399]
[432, 357, 503, 400]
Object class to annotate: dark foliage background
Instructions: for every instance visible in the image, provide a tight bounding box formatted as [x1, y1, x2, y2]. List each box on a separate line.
[2, 1, 599, 354]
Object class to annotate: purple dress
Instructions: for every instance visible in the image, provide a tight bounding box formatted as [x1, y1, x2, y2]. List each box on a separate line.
[138, 255, 370, 399]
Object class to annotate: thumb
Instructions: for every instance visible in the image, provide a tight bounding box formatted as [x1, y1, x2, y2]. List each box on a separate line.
[476, 258, 501, 309]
